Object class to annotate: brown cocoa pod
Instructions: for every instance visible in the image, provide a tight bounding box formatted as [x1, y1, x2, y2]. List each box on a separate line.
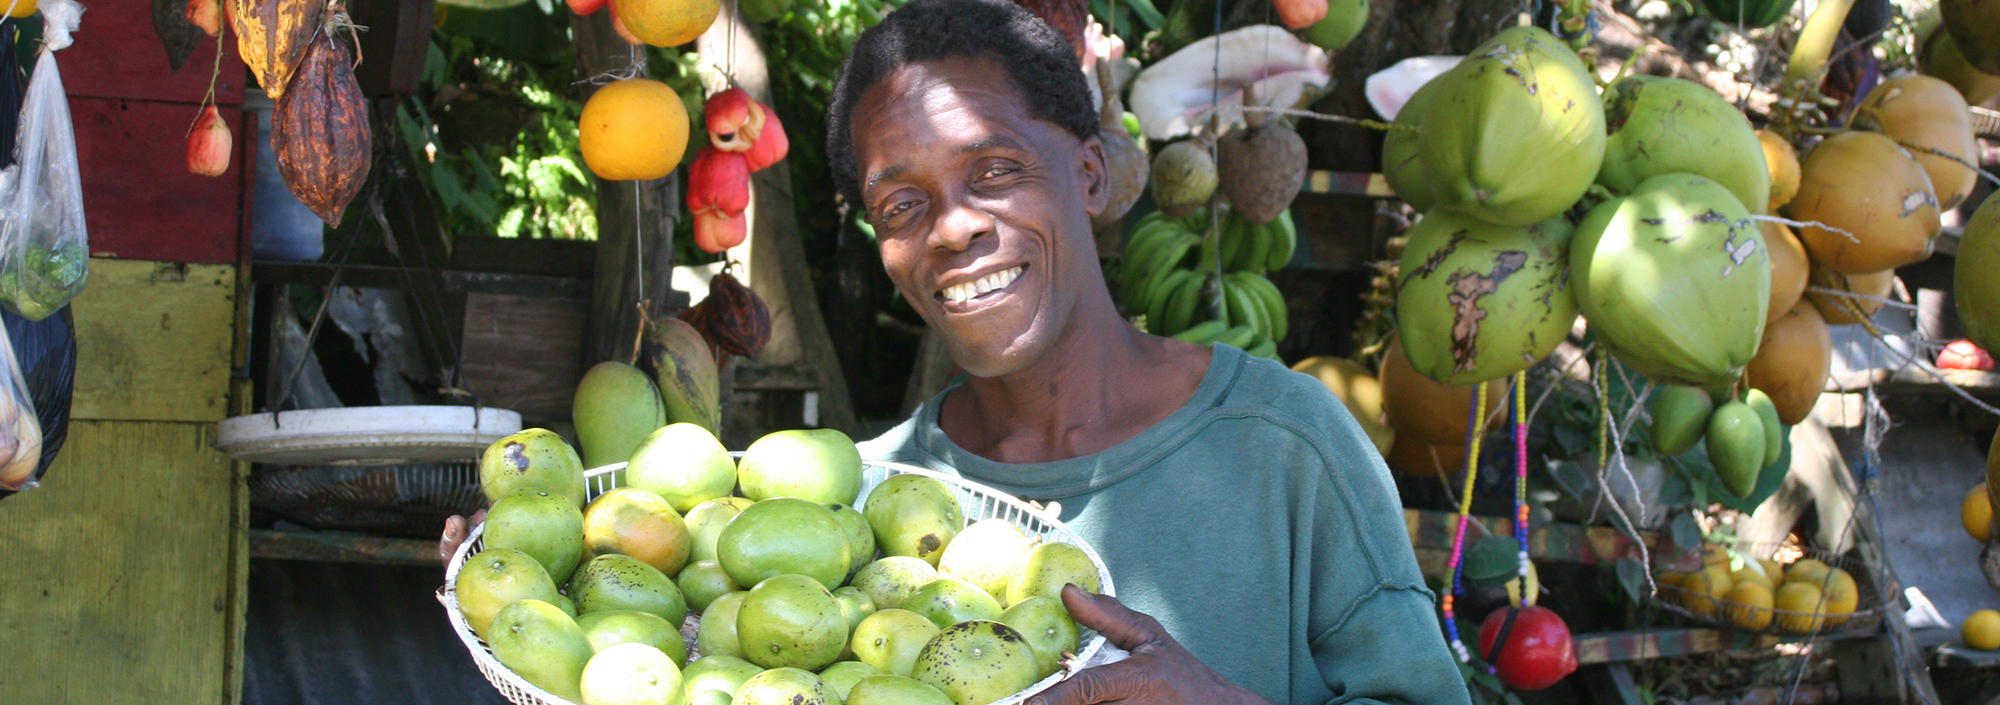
[1013, 0, 1088, 62]
[273, 29, 372, 227]
[230, 0, 321, 98]
[702, 272, 771, 358]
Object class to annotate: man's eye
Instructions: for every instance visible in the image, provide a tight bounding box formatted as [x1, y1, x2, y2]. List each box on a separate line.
[881, 201, 914, 222]
[981, 166, 1016, 179]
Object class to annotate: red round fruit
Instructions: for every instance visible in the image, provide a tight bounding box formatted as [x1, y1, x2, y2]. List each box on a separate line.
[1939, 340, 1995, 371]
[1476, 605, 1578, 691]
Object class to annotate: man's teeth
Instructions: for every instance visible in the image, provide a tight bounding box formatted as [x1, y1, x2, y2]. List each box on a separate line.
[942, 265, 1024, 304]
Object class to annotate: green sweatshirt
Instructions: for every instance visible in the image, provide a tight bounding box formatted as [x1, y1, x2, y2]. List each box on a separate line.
[859, 344, 1472, 705]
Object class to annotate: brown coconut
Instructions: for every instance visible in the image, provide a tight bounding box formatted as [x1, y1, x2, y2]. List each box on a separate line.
[1092, 60, 1150, 232]
[1216, 93, 1307, 224]
[1805, 265, 1895, 325]
[1744, 301, 1833, 425]
[1758, 130, 1800, 211]
[1853, 75, 1981, 212]
[1765, 221, 1810, 326]
[1788, 131, 1940, 275]
[1379, 337, 1505, 446]
[1386, 433, 1469, 477]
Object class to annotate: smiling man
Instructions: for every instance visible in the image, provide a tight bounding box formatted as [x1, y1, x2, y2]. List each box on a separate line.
[830, 1, 1470, 703]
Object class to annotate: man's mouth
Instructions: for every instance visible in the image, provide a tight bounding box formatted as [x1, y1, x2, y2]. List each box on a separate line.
[938, 264, 1025, 304]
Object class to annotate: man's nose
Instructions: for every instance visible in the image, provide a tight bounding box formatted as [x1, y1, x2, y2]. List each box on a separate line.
[930, 193, 993, 252]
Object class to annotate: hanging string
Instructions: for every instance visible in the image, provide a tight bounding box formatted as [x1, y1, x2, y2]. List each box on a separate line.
[1442, 382, 1492, 664]
[1513, 371, 1531, 584]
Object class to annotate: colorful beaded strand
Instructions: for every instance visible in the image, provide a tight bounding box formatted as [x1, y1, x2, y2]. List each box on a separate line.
[1442, 383, 1491, 663]
[1514, 371, 1531, 581]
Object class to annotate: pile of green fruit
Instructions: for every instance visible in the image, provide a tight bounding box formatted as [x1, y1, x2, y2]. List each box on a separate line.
[452, 424, 1105, 705]
[1123, 208, 1292, 360]
[1648, 386, 1787, 499]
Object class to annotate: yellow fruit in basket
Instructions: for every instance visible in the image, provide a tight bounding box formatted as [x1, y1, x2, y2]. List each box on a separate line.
[487, 488, 589, 585]
[829, 503, 878, 579]
[580, 642, 685, 705]
[998, 595, 1080, 681]
[576, 610, 687, 664]
[572, 554, 691, 626]
[853, 557, 940, 611]
[583, 487, 692, 577]
[698, 591, 750, 659]
[852, 609, 943, 677]
[1967, 482, 1995, 541]
[1733, 563, 1774, 590]
[1005, 542, 1099, 607]
[734, 666, 841, 705]
[864, 474, 966, 567]
[579, 78, 691, 181]
[1684, 565, 1734, 618]
[848, 675, 955, 705]
[1725, 582, 1775, 630]
[938, 519, 1035, 601]
[1774, 582, 1826, 633]
[1965, 610, 2000, 650]
[1823, 568, 1860, 626]
[739, 428, 864, 505]
[912, 620, 1044, 705]
[685, 655, 763, 700]
[455, 547, 562, 640]
[627, 423, 738, 514]
[904, 578, 1004, 630]
[489, 599, 595, 703]
[1787, 558, 1832, 587]
[677, 559, 743, 614]
[821, 661, 886, 701]
[685, 496, 754, 564]
[1758, 559, 1784, 585]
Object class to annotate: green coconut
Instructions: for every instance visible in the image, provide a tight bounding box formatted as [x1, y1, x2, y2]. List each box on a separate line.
[1597, 76, 1771, 215]
[1416, 25, 1606, 226]
[1958, 194, 2000, 353]
[1572, 173, 1769, 386]
[1395, 210, 1579, 385]
[1941, 0, 2000, 75]
[1381, 73, 1441, 212]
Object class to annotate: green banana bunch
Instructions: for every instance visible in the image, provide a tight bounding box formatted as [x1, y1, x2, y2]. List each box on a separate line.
[1122, 209, 1208, 313]
[1215, 208, 1299, 274]
[1168, 320, 1282, 361]
[1220, 271, 1290, 343]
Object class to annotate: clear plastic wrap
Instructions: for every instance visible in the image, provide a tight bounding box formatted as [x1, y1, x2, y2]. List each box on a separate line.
[0, 321, 44, 491]
[0, 0, 89, 321]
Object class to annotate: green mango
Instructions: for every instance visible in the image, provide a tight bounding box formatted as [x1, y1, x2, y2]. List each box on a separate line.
[833, 585, 879, 632]
[697, 591, 749, 660]
[1597, 76, 1770, 215]
[479, 428, 586, 507]
[1572, 174, 1769, 386]
[1745, 389, 1785, 467]
[571, 554, 689, 626]
[819, 661, 884, 701]
[738, 429, 864, 505]
[1708, 400, 1767, 496]
[902, 578, 1002, 630]
[1416, 26, 1605, 226]
[484, 488, 587, 586]
[576, 610, 687, 665]
[717, 498, 852, 591]
[735, 667, 839, 705]
[1649, 386, 1715, 457]
[936, 519, 1034, 602]
[828, 503, 878, 580]
[488, 599, 594, 703]
[642, 317, 721, 434]
[911, 621, 1042, 705]
[737, 574, 849, 671]
[573, 361, 668, 470]
[686, 497, 756, 564]
[1305, 0, 1369, 51]
[852, 557, 940, 611]
[998, 596, 1080, 681]
[455, 547, 560, 640]
[677, 560, 743, 614]
[850, 609, 940, 677]
[846, 675, 953, 705]
[684, 654, 762, 699]
[627, 423, 738, 514]
[579, 643, 686, 705]
[1005, 542, 1099, 607]
[861, 474, 964, 567]
[1395, 211, 1578, 385]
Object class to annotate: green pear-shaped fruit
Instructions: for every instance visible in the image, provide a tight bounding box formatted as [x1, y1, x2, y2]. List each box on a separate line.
[573, 361, 668, 470]
[485, 488, 587, 586]
[455, 547, 560, 640]
[480, 428, 586, 507]
[1744, 389, 1785, 467]
[627, 423, 738, 513]
[572, 554, 689, 626]
[1648, 386, 1714, 457]
[1708, 400, 1767, 497]
[488, 599, 594, 703]
[862, 474, 964, 567]
[911, 621, 1042, 705]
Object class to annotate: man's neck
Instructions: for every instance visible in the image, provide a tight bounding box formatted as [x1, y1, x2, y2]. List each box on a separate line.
[937, 302, 1209, 465]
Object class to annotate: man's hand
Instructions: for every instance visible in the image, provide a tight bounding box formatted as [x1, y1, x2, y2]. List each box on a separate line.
[439, 509, 487, 565]
[1029, 585, 1277, 705]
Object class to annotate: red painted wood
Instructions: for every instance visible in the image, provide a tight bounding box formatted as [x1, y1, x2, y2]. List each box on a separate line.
[70, 96, 244, 263]
[58, 0, 247, 104]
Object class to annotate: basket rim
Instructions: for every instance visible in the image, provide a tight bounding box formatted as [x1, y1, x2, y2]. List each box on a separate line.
[442, 456, 1118, 705]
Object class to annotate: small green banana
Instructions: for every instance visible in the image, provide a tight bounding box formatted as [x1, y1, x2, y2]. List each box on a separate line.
[1244, 335, 1279, 361]
[1238, 218, 1272, 273]
[1138, 233, 1198, 312]
[1224, 273, 1271, 339]
[1241, 273, 1289, 342]
[1148, 268, 1197, 335]
[1172, 319, 1229, 343]
[1163, 271, 1206, 336]
[1265, 209, 1297, 271]
[1215, 324, 1258, 350]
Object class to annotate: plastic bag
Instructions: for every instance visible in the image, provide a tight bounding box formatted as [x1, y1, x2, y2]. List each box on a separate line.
[0, 307, 74, 497]
[0, 317, 45, 491]
[0, 0, 87, 322]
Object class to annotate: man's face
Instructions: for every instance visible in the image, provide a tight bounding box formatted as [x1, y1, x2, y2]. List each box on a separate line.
[851, 57, 1107, 378]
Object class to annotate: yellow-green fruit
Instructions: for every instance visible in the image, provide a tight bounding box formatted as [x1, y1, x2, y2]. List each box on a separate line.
[1381, 75, 1440, 212]
[627, 423, 737, 513]
[583, 487, 690, 577]
[737, 574, 850, 671]
[480, 428, 587, 507]
[1150, 140, 1218, 219]
[573, 361, 668, 469]
[1789, 131, 1940, 275]
[717, 498, 852, 590]
[1965, 610, 2000, 650]
[697, 591, 749, 659]
[1598, 76, 1770, 215]
[851, 609, 943, 677]
[576, 610, 687, 664]
[1958, 196, 2000, 354]
[820, 661, 884, 700]
[1917, 11, 2000, 106]
[1574, 174, 1769, 386]
[937, 519, 1034, 601]
[739, 428, 864, 505]
[580, 642, 686, 705]
[735, 667, 839, 705]
[863, 474, 965, 567]
[1759, 130, 1801, 211]
[1305, 0, 1368, 50]
[829, 503, 878, 579]
[489, 599, 595, 703]
[998, 595, 1080, 680]
[1745, 301, 1833, 426]
[1773, 581, 1825, 633]
[572, 554, 690, 626]
[685, 496, 754, 563]
[1725, 582, 1775, 630]
[1649, 386, 1714, 457]
[1744, 389, 1784, 467]
[847, 675, 954, 705]
[677, 560, 742, 614]
[644, 317, 721, 433]
[835, 585, 880, 634]
[1854, 75, 1980, 211]
[1940, 0, 2000, 74]
[1006, 542, 1101, 607]
[684, 655, 762, 700]
[486, 488, 587, 585]
[911, 621, 1043, 705]
[1764, 221, 1810, 325]
[1290, 356, 1395, 455]
[455, 547, 560, 640]
[853, 556, 941, 611]
[1709, 400, 1767, 497]
[904, 578, 1003, 630]
[1395, 211, 1578, 385]
[1416, 26, 1606, 226]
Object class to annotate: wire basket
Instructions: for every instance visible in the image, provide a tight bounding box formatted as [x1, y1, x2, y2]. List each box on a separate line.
[1649, 545, 1884, 638]
[250, 461, 486, 538]
[439, 457, 1120, 705]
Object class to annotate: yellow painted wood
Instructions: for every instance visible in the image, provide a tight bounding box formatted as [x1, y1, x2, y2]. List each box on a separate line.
[0, 420, 239, 703]
[69, 258, 236, 422]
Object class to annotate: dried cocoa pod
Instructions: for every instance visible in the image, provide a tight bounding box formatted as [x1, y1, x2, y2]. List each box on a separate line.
[153, 0, 203, 71]
[703, 272, 771, 358]
[1013, 0, 1088, 62]
[230, 0, 321, 98]
[273, 28, 372, 227]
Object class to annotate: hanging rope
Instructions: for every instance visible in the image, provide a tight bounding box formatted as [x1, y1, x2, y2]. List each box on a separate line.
[1442, 382, 1493, 664]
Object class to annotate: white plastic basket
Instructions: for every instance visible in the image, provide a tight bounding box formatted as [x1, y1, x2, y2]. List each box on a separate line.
[440, 457, 1121, 705]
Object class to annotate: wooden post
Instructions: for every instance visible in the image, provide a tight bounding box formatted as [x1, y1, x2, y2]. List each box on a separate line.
[573, 12, 680, 367]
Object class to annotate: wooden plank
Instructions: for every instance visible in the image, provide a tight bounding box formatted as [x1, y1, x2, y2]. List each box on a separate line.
[1407, 508, 1662, 566]
[1301, 170, 1395, 197]
[0, 420, 240, 703]
[73, 98, 247, 264]
[249, 528, 441, 566]
[460, 292, 589, 428]
[1573, 628, 1736, 664]
[60, 0, 248, 104]
[69, 259, 236, 422]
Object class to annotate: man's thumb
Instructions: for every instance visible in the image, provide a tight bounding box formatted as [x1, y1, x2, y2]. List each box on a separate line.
[1058, 584, 1159, 650]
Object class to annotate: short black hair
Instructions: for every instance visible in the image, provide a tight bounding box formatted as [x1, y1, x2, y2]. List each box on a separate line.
[826, 0, 1098, 209]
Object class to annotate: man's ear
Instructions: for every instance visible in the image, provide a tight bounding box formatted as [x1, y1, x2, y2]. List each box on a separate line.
[1078, 134, 1110, 218]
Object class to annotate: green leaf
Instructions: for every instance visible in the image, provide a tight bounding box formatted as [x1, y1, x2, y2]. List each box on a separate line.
[1671, 512, 1702, 550]
[1121, 0, 1166, 28]
[1464, 536, 1521, 589]
[1546, 459, 1589, 499]
[1616, 556, 1647, 603]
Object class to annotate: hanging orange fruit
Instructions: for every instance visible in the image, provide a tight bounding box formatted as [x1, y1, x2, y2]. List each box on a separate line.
[612, 0, 720, 48]
[229, 0, 320, 98]
[1788, 131, 1940, 275]
[272, 28, 371, 226]
[569, 0, 607, 14]
[579, 78, 690, 181]
[186, 0, 224, 37]
[187, 105, 233, 177]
